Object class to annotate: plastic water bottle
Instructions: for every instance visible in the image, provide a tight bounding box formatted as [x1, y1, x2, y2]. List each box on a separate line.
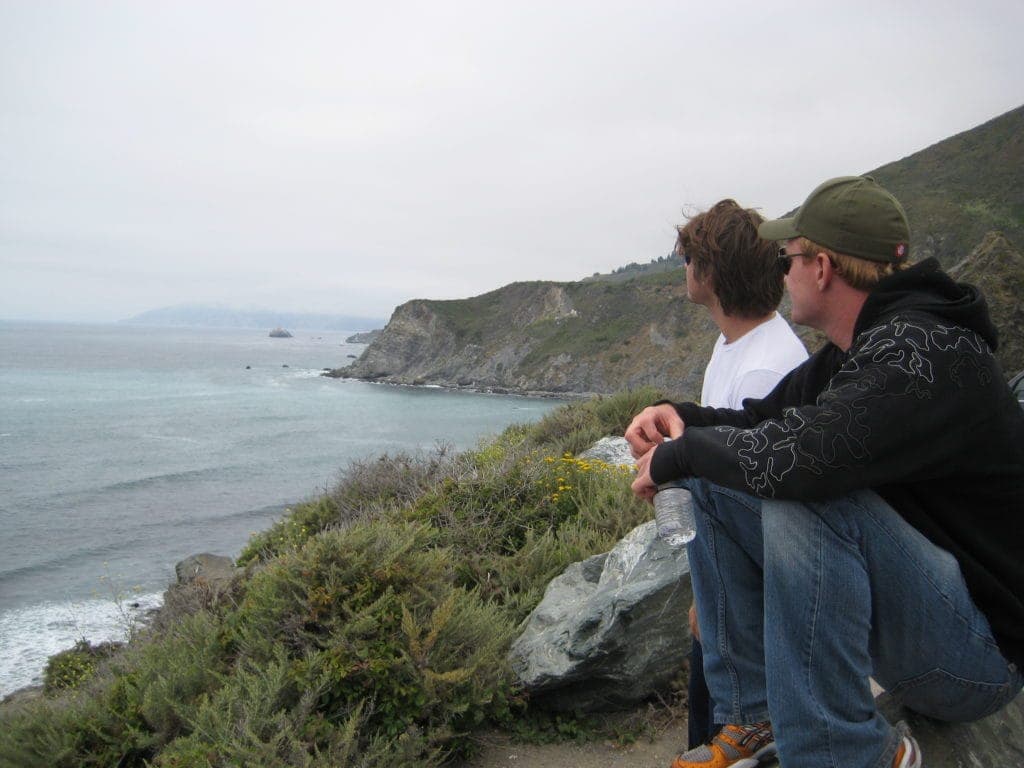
[653, 481, 696, 547]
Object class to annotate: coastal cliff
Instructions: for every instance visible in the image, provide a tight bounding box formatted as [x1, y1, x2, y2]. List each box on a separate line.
[329, 274, 719, 401]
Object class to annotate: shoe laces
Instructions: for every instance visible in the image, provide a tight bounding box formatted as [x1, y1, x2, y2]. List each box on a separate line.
[720, 720, 772, 747]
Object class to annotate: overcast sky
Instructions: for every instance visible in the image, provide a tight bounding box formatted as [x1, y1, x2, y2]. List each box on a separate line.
[2, 1, 1022, 323]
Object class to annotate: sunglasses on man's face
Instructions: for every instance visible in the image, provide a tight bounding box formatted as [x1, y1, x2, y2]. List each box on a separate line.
[777, 247, 806, 275]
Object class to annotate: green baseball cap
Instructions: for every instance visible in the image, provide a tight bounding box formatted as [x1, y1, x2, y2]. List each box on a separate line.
[758, 175, 910, 264]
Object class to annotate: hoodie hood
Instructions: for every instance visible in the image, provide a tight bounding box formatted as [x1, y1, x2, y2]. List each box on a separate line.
[855, 258, 999, 351]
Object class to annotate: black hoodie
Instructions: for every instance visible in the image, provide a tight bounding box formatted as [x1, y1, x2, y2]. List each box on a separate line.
[650, 258, 1024, 668]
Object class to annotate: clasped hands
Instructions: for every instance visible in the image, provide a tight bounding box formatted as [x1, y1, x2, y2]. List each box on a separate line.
[623, 404, 684, 502]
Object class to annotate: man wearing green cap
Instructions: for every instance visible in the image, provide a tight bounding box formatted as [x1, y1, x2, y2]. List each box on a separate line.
[626, 176, 1024, 768]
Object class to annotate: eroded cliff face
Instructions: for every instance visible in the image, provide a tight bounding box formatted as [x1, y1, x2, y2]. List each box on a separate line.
[345, 300, 461, 381]
[331, 275, 718, 399]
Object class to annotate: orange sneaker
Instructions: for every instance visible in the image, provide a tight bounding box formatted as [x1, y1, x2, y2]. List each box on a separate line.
[892, 733, 922, 768]
[671, 721, 776, 768]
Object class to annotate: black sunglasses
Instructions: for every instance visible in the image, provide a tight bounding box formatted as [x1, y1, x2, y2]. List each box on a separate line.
[777, 247, 805, 275]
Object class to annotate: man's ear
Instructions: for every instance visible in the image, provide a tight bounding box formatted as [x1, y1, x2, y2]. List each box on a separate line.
[814, 252, 833, 291]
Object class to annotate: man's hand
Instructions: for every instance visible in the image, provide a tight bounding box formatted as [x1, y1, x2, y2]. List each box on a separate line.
[631, 448, 659, 502]
[624, 404, 684, 459]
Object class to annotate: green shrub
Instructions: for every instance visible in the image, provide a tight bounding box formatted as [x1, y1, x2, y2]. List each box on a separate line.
[238, 496, 342, 566]
[0, 697, 84, 768]
[1, 612, 227, 768]
[228, 521, 518, 762]
[43, 640, 119, 694]
[238, 448, 459, 566]
[525, 387, 663, 455]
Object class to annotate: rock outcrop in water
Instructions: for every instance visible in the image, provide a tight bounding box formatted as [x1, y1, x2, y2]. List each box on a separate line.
[345, 329, 382, 344]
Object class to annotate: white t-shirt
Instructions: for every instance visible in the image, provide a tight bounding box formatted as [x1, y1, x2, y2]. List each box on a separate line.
[701, 312, 808, 409]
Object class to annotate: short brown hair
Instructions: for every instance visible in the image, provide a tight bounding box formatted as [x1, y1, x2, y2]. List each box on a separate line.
[676, 199, 784, 318]
[797, 237, 908, 291]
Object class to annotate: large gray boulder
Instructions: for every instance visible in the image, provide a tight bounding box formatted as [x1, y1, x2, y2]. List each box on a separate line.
[759, 692, 1024, 766]
[876, 691, 1024, 767]
[508, 520, 692, 711]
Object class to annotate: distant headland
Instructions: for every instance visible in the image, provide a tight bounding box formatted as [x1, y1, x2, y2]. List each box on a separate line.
[120, 304, 386, 332]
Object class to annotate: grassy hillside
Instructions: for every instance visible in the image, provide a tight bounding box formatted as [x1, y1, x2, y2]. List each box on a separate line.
[579, 105, 1023, 280]
[0, 391, 662, 768]
[581, 253, 684, 283]
[869, 104, 1024, 265]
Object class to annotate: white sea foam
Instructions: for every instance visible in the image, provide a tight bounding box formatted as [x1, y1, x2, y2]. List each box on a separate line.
[268, 368, 325, 384]
[0, 592, 163, 698]
[139, 433, 202, 444]
[286, 368, 326, 379]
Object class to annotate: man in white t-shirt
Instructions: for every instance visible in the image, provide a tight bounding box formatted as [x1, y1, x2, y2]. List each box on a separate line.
[681, 200, 809, 411]
[662, 199, 808, 764]
[700, 313, 808, 409]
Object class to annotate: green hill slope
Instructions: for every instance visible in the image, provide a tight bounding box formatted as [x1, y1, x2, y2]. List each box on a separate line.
[869, 104, 1024, 264]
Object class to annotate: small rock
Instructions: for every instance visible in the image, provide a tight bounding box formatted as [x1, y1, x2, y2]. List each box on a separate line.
[578, 436, 634, 468]
[175, 553, 236, 588]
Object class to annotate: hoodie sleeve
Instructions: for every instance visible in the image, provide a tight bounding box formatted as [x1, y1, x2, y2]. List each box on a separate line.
[650, 314, 995, 500]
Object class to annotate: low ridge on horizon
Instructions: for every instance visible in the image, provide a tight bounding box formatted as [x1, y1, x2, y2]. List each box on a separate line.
[122, 304, 387, 332]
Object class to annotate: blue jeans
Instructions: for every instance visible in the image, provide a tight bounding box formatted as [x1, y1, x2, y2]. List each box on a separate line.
[685, 479, 1023, 768]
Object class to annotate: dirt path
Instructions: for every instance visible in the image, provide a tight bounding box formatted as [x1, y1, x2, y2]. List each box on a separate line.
[460, 720, 689, 768]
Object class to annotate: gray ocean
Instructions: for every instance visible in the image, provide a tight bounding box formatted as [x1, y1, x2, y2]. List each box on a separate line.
[0, 321, 565, 696]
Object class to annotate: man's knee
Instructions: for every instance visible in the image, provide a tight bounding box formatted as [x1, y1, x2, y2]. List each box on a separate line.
[762, 499, 818, 566]
[762, 493, 869, 566]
